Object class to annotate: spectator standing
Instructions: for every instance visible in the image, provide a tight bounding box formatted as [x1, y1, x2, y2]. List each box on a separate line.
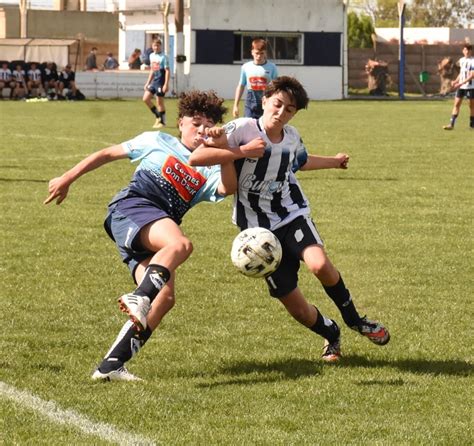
[128, 49, 142, 70]
[104, 52, 119, 70]
[232, 38, 278, 119]
[85, 47, 98, 71]
[143, 39, 170, 128]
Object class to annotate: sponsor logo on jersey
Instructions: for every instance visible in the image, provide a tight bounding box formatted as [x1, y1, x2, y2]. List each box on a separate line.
[162, 156, 207, 202]
[248, 76, 268, 91]
[223, 122, 237, 134]
[152, 61, 161, 72]
[240, 174, 284, 197]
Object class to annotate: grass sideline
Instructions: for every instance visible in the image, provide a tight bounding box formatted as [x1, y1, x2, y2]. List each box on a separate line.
[1, 98, 472, 445]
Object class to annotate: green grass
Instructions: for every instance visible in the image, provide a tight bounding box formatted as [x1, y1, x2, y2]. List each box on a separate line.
[0, 98, 472, 445]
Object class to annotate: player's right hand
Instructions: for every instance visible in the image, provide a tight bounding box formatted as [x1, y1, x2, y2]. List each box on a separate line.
[232, 105, 239, 118]
[241, 137, 266, 158]
[44, 176, 70, 205]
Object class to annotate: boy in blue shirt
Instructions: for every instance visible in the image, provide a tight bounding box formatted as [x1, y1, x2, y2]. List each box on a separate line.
[232, 38, 278, 119]
[45, 90, 265, 381]
[143, 39, 170, 128]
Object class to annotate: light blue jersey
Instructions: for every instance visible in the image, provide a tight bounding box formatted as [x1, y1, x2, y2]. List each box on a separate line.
[110, 131, 223, 223]
[150, 52, 169, 86]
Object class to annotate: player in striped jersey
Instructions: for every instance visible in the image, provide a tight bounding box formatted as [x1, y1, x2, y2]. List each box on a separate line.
[0, 62, 15, 98]
[443, 43, 474, 130]
[190, 76, 390, 362]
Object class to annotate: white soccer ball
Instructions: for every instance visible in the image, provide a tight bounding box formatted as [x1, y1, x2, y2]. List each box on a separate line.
[230, 227, 282, 278]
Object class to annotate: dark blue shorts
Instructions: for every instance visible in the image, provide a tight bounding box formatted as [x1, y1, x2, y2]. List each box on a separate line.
[244, 91, 263, 118]
[147, 82, 165, 97]
[104, 197, 170, 276]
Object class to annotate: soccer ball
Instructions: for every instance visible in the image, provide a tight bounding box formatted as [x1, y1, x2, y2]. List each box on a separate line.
[230, 227, 282, 278]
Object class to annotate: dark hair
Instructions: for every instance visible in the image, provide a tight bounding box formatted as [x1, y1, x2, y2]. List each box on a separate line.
[178, 90, 227, 123]
[264, 76, 309, 110]
[463, 44, 472, 51]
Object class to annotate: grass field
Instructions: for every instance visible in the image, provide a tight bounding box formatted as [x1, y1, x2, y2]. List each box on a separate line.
[0, 98, 472, 445]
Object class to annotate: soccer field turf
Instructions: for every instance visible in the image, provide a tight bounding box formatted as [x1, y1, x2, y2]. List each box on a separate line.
[0, 98, 472, 445]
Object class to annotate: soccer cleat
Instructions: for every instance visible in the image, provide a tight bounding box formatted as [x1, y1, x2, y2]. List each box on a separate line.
[91, 366, 142, 382]
[153, 119, 164, 129]
[442, 124, 454, 130]
[118, 293, 150, 331]
[321, 320, 341, 363]
[352, 316, 390, 345]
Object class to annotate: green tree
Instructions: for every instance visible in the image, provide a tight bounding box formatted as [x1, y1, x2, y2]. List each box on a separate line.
[410, 0, 473, 27]
[348, 11, 375, 48]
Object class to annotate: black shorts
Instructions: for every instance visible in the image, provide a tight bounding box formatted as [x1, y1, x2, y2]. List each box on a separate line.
[264, 216, 324, 298]
[455, 89, 473, 99]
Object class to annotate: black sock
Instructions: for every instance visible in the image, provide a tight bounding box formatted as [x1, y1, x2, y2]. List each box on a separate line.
[450, 114, 458, 127]
[159, 111, 166, 124]
[150, 105, 160, 118]
[310, 308, 339, 343]
[470, 116, 474, 128]
[323, 275, 361, 328]
[134, 264, 170, 303]
[99, 320, 153, 373]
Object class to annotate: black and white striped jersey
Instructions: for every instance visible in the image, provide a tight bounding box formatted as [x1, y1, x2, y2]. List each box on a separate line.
[224, 117, 310, 231]
[458, 56, 474, 90]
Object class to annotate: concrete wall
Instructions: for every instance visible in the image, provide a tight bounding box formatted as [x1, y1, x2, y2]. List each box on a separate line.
[118, 0, 346, 100]
[0, 7, 118, 70]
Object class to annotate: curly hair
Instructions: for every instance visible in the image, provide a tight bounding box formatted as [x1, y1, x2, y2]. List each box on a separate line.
[264, 76, 309, 111]
[178, 90, 227, 124]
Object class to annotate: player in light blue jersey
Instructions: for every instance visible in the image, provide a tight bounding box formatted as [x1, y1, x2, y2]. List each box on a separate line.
[143, 39, 170, 129]
[233, 38, 278, 119]
[443, 44, 474, 130]
[45, 90, 266, 381]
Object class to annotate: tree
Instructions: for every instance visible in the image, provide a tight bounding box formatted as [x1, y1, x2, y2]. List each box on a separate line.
[348, 12, 375, 48]
[410, 0, 474, 27]
[350, 0, 474, 28]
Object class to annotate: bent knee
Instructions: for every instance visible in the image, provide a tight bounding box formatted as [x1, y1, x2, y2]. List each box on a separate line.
[175, 236, 193, 257]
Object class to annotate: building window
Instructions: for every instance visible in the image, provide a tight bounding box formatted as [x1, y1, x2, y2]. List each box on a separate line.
[234, 32, 303, 65]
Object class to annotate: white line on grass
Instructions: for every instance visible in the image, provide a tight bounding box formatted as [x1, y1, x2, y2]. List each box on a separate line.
[0, 381, 157, 446]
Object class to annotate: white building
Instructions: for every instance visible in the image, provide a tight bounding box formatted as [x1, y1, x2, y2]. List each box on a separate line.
[78, 0, 349, 100]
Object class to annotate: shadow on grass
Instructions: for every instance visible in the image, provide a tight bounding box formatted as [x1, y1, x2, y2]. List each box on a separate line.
[341, 355, 472, 377]
[0, 177, 48, 183]
[196, 358, 322, 388]
[195, 355, 471, 388]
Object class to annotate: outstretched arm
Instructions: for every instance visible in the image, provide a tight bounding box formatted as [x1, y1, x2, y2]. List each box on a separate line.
[300, 153, 349, 171]
[44, 144, 128, 205]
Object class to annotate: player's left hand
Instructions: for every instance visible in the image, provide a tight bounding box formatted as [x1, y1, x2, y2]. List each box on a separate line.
[335, 153, 349, 169]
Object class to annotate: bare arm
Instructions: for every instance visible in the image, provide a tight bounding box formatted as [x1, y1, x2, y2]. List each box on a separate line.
[189, 137, 266, 166]
[162, 68, 170, 93]
[232, 84, 245, 118]
[217, 162, 238, 196]
[299, 153, 349, 171]
[44, 145, 128, 205]
[144, 69, 154, 90]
